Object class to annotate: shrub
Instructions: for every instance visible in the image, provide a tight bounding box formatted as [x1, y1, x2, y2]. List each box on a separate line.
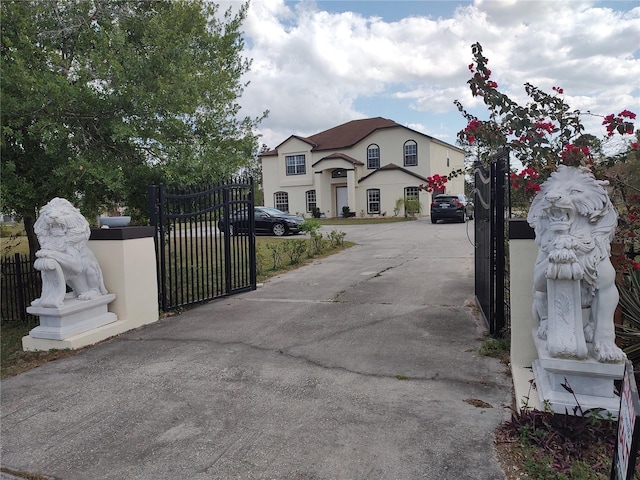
[282, 239, 307, 264]
[327, 230, 346, 247]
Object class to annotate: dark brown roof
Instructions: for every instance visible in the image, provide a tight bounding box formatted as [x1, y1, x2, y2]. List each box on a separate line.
[312, 152, 364, 168]
[305, 117, 400, 151]
[260, 117, 404, 156]
[358, 163, 429, 184]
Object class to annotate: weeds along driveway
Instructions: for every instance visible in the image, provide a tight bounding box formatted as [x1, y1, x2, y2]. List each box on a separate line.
[0, 217, 512, 480]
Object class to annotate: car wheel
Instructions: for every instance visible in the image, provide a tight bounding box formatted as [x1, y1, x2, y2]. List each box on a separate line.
[431, 217, 437, 224]
[272, 223, 286, 236]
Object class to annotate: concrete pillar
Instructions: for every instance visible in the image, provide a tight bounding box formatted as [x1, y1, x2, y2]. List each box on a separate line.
[23, 226, 159, 351]
[347, 169, 357, 213]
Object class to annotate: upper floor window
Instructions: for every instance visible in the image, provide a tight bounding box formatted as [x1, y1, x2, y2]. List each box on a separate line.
[367, 144, 380, 169]
[285, 154, 306, 175]
[367, 189, 380, 214]
[404, 140, 417, 167]
[274, 191, 289, 212]
[306, 190, 317, 213]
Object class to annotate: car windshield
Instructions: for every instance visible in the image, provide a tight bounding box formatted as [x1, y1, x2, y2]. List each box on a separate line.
[435, 196, 458, 203]
[260, 207, 287, 216]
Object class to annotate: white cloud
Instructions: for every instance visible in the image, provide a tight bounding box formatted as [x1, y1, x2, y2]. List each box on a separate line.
[238, 0, 640, 150]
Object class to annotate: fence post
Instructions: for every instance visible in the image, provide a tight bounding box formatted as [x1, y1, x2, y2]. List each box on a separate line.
[223, 186, 232, 294]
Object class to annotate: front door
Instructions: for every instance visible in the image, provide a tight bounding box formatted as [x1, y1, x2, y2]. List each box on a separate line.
[336, 186, 348, 217]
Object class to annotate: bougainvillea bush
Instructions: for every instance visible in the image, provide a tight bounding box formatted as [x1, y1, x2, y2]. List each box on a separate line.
[441, 42, 639, 267]
[419, 44, 638, 217]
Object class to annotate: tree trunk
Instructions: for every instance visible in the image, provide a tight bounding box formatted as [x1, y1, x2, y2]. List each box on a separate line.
[24, 216, 40, 262]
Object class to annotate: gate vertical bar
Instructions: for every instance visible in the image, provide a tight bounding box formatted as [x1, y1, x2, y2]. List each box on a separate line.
[14, 252, 26, 322]
[489, 160, 497, 334]
[493, 150, 507, 335]
[222, 187, 232, 294]
[248, 178, 257, 288]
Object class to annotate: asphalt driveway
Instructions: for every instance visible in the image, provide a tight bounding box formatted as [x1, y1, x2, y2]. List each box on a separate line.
[1, 218, 512, 480]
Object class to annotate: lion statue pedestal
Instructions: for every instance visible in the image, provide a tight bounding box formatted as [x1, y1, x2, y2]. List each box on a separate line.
[527, 166, 626, 415]
[25, 198, 117, 341]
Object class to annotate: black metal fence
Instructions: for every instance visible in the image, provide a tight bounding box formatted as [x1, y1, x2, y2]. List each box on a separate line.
[474, 149, 510, 337]
[1, 253, 41, 323]
[148, 178, 256, 312]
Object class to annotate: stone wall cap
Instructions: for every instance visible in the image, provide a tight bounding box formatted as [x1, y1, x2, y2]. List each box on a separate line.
[509, 218, 535, 240]
[90, 226, 155, 240]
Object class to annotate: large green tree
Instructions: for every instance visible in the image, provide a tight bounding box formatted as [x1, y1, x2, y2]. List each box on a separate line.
[1, 0, 265, 255]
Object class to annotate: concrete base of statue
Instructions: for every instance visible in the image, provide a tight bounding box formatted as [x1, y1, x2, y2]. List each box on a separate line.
[25, 294, 117, 342]
[532, 329, 625, 417]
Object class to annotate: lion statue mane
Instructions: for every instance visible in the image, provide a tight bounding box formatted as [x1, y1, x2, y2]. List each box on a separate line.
[527, 165, 624, 362]
[31, 197, 108, 308]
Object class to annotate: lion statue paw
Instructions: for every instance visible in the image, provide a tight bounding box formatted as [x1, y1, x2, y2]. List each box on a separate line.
[593, 341, 625, 363]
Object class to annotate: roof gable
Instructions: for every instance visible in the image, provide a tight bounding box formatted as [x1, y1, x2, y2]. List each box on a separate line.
[312, 152, 364, 168]
[358, 163, 429, 184]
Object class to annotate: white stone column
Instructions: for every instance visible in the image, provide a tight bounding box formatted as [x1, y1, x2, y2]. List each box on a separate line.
[347, 169, 357, 213]
[314, 172, 324, 217]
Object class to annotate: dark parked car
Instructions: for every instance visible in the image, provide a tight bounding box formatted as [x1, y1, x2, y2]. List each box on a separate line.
[218, 207, 305, 236]
[430, 194, 474, 223]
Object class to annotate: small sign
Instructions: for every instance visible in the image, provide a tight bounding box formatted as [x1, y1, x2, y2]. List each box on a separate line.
[611, 361, 640, 480]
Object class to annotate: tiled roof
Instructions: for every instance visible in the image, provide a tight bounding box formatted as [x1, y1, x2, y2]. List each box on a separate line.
[305, 117, 400, 151]
[260, 117, 403, 156]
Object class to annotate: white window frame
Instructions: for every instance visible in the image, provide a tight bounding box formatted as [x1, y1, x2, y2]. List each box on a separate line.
[404, 186, 419, 200]
[367, 144, 380, 169]
[367, 188, 380, 214]
[285, 154, 306, 175]
[404, 140, 417, 167]
[274, 191, 289, 212]
[306, 190, 317, 213]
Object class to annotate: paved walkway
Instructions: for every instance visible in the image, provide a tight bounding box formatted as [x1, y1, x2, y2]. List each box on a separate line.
[1, 218, 512, 479]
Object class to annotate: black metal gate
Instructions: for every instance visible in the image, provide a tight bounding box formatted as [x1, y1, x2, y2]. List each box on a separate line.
[474, 149, 510, 336]
[148, 178, 256, 312]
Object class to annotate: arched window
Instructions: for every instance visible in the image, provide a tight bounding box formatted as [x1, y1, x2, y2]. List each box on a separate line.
[367, 144, 380, 169]
[305, 190, 316, 213]
[367, 189, 380, 214]
[404, 186, 419, 200]
[274, 191, 289, 212]
[404, 140, 417, 167]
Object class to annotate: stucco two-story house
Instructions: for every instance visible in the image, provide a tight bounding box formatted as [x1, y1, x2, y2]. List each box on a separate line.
[259, 117, 466, 217]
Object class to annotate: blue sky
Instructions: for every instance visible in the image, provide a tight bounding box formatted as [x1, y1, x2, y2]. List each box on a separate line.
[231, 0, 640, 155]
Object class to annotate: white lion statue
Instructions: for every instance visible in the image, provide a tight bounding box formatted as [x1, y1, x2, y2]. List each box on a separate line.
[527, 165, 624, 363]
[31, 197, 108, 308]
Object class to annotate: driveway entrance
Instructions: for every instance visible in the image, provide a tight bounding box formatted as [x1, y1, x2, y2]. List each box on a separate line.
[0, 218, 512, 480]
